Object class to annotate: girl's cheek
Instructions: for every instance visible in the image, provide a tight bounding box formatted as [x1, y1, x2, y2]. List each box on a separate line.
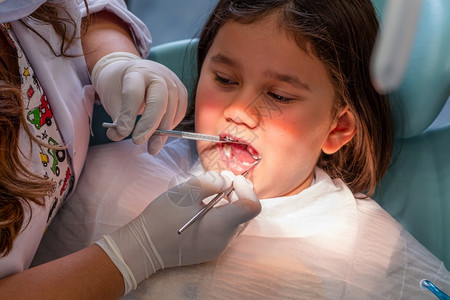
[196, 84, 225, 118]
[196, 96, 223, 133]
[197, 98, 220, 119]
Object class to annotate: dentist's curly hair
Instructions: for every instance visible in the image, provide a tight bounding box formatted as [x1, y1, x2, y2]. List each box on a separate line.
[0, 0, 89, 257]
[193, 0, 393, 197]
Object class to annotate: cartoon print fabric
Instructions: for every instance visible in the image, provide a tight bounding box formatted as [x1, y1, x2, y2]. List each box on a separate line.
[1, 23, 74, 225]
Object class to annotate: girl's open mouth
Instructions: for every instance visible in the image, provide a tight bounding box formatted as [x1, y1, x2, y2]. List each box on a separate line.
[218, 134, 260, 173]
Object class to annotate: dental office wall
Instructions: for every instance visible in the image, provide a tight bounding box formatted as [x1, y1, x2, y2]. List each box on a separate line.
[127, 0, 217, 47]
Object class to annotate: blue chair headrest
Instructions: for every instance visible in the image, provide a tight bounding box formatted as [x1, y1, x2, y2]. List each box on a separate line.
[372, 0, 450, 138]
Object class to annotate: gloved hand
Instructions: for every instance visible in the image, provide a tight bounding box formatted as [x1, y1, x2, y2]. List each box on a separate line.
[96, 171, 261, 295]
[91, 52, 188, 154]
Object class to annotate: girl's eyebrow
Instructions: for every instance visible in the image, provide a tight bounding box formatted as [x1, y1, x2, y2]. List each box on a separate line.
[263, 70, 311, 91]
[210, 53, 242, 68]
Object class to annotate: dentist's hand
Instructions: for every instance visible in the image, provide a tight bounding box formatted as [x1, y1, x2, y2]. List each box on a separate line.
[91, 52, 187, 154]
[96, 171, 261, 295]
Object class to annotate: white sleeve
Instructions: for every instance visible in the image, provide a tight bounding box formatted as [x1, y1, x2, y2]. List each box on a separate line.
[75, 0, 152, 58]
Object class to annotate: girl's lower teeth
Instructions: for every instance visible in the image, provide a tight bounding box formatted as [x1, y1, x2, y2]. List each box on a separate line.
[223, 144, 232, 158]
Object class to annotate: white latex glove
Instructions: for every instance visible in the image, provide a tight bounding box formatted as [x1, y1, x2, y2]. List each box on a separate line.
[91, 52, 188, 154]
[96, 171, 261, 295]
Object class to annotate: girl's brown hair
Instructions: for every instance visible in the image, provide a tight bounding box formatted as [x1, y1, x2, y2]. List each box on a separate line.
[0, 1, 89, 257]
[195, 0, 393, 196]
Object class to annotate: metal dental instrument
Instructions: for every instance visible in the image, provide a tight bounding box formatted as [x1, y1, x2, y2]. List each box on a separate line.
[178, 158, 261, 234]
[102, 122, 242, 143]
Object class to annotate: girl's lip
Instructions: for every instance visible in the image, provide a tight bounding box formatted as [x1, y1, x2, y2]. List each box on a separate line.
[219, 133, 250, 145]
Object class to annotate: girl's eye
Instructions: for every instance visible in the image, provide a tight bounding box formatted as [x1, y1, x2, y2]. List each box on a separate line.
[267, 91, 294, 104]
[214, 74, 237, 86]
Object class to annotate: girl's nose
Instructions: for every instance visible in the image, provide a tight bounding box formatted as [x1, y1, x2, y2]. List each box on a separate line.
[223, 93, 261, 129]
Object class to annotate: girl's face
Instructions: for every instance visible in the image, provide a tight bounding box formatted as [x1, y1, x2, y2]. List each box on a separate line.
[195, 14, 354, 199]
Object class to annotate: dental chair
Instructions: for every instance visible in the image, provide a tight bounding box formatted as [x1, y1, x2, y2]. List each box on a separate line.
[89, 0, 450, 268]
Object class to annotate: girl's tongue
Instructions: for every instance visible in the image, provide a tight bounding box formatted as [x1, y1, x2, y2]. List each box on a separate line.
[221, 142, 259, 168]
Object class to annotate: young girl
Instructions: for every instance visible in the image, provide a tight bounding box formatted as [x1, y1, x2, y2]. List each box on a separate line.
[36, 0, 449, 298]
[193, 0, 392, 199]
[0, 0, 260, 298]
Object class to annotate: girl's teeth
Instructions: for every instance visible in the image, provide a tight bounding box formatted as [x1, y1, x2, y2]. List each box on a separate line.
[223, 144, 232, 158]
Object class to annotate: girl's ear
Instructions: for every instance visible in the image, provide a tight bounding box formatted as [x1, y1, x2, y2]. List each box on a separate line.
[322, 106, 356, 154]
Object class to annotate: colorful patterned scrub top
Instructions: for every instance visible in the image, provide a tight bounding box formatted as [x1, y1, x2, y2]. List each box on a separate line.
[3, 22, 74, 222]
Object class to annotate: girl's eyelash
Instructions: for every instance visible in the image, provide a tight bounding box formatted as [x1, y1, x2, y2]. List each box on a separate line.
[214, 73, 294, 103]
[267, 91, 294, 103]
[214, 74, 236, 85]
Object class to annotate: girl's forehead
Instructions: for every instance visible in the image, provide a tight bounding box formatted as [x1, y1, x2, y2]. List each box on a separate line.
[214, 17, 318, 68]
[219, 13, 314, 53]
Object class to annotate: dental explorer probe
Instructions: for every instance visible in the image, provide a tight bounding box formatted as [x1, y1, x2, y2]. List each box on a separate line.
[178, 159, 261, 234]
[102, 122, 242, 143]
